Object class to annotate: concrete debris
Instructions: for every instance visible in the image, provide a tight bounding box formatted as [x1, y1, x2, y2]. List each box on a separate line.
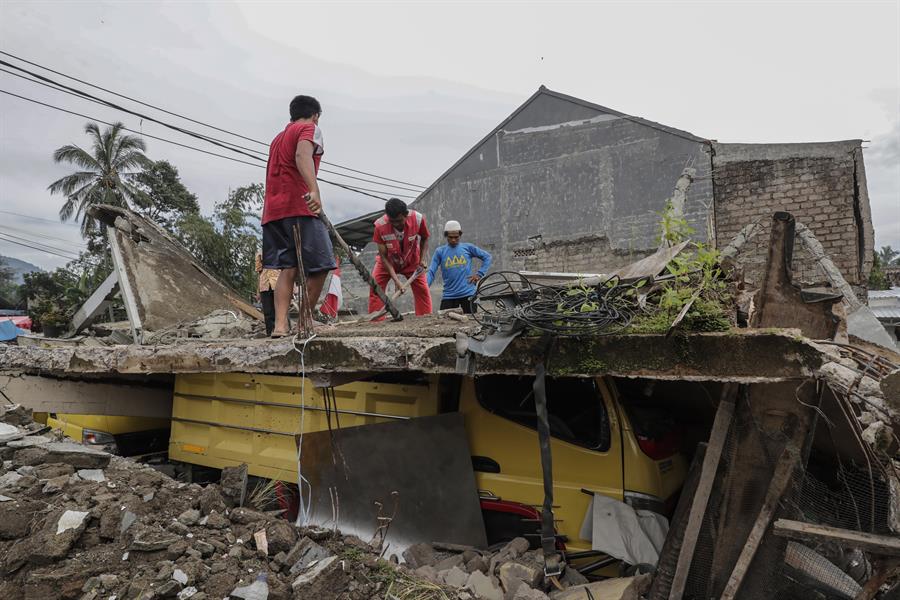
[0, 407, 527, 600]
[56, 510, 89, 535]
[77, 468, 106, 482]
[0, 422, 26, 444]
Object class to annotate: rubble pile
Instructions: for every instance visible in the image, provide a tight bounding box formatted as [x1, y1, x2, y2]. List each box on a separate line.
[400, 539, 651, 600]
[0, 405, 422, 600]
[2, 404, 635, 600]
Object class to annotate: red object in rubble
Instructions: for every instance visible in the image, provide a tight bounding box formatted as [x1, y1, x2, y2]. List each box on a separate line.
[0, 315, 31, 330]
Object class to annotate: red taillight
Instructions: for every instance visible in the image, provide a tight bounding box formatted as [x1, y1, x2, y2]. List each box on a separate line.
[636, 429, 680, 460]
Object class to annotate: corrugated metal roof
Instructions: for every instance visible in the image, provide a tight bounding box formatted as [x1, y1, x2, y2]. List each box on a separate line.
[334, 209, 381, 251]
[871, 306, 900, 320]
[869, 288, 900, 299]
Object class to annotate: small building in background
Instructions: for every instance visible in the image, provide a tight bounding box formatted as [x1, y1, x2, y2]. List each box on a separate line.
[869, 288, 900, 347]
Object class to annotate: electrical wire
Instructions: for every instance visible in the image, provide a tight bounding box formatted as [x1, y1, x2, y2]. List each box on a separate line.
[472, 271, 637, 336]
[0, 50, 428, 189]
[0, 66, 270, 159]
[0, 223, 85, 247]
[0, 88, 403, 201]
[0, 233, 82, 261]
[0, 229, 83, 257]
[0, 209, 80, 227]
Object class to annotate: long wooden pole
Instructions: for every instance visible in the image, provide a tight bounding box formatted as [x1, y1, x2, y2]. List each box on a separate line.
[317, 210, 402, 321]
[668, 383, 737, 600]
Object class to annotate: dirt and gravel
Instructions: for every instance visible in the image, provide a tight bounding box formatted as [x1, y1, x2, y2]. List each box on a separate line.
[0, 403, 631, 600]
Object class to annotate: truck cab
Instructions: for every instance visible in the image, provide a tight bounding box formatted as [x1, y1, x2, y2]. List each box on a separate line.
[167, 372, 686, 556]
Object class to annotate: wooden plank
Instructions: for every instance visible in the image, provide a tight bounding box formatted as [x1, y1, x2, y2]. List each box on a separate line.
[69, 271, 119, 336]
[667, 383, 736, 600]
[773, 519, 900, 557]
[0, 374, 172, 418]
[855, 558, 900, 600]
[719, 444, 800, 600]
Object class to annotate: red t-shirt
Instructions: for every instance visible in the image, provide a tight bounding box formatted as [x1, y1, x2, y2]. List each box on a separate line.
[262, 121, 324, 224]
[373, 210, 430, 272]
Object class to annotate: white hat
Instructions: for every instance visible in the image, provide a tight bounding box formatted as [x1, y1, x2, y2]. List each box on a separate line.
[444, 220, 462, 233]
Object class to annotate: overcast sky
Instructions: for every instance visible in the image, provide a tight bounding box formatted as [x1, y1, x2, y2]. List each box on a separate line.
[0, 0, 897, 271]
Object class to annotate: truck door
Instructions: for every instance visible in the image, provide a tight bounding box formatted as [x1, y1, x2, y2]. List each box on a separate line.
[459, 375, 624, 550]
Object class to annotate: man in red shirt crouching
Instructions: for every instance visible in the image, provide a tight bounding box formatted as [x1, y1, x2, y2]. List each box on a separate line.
[369, 198, 432, 318]
[262, 95, 336, 337]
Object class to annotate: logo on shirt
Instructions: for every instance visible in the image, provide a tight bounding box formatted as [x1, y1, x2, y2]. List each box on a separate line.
[445, 255, 468, 268]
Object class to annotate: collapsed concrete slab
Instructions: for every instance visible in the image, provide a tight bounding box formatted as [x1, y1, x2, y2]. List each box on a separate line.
[85, 205, 262, 343]
[0, 321, 828, 383]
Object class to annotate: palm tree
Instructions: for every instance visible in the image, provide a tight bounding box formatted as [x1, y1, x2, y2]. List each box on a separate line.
[48, 122, 151, 234]
[878, 246, 899, 267]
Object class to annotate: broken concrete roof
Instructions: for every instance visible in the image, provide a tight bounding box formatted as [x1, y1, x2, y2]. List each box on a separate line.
[88, 205, 262, 338]
[0, 315, 832, 383]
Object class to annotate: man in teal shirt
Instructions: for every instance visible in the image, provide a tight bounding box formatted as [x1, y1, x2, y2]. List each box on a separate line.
[427, 220, 492, 314]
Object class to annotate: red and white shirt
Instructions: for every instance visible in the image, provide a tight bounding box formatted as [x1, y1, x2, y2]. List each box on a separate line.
[373, 210, 430, 273]
[262, 121, 325, 224]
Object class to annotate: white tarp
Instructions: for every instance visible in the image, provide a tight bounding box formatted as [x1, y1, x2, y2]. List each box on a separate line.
[579, 493, 669, 568]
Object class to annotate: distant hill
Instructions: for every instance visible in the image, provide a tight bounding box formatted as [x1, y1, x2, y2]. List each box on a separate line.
[0, 255, 42, 284]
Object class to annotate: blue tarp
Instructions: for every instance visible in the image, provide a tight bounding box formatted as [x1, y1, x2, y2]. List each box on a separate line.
[0, 320, 26, 341]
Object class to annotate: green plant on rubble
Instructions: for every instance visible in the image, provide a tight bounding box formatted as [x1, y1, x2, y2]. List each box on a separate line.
[558, 281, 600, 314]
[629, 241, 732, 334]
[657, 199, 695, 247]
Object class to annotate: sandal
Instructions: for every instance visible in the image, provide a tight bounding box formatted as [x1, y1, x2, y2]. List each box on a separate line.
[270, 330, 291, 339]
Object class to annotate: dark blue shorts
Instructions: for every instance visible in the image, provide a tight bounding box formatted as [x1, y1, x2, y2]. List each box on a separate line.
[262, 216, 336, 274]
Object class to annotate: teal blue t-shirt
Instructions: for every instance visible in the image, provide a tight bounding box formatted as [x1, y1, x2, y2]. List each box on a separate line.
[427, 243, 493, 299]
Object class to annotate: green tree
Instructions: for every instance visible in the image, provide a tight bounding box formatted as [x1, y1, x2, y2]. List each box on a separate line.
[21, 268, 84, 331]
[877, 245, 899, 267]
[134, 160, 200, 232]
[175, 183, 263, 298]
[870, 251, 891, 291]
[48, 122, 152, 234]
[0, 257, 18, 307]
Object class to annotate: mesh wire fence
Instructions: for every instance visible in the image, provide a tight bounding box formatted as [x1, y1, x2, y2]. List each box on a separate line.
[679, 391, 894, 600]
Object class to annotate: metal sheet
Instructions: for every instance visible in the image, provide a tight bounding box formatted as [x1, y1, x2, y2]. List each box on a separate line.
[297, 413, 487, 556]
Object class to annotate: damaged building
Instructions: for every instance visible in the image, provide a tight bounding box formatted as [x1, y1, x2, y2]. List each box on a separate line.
[0, 89, 896, 600]
[338, 87, 875, 312]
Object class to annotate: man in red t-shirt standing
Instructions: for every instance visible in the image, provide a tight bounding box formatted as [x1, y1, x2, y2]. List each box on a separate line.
[369, 198, 432, 317]
[262, 95, 336, 337]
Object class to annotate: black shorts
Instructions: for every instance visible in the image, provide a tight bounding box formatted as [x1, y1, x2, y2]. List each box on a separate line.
[262, 216, 336, 274]
[440, 297, 474, 314]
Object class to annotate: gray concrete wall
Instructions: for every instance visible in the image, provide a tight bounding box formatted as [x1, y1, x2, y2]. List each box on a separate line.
[340, 91, 714, 315]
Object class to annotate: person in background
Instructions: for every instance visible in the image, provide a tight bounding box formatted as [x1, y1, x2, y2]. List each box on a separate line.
[261, 94, 336, 337]
[427, 220, 492, 314]
[317, 256, 343, 322]
[255, 250, 279, 335]
[368, 198, 432, 317]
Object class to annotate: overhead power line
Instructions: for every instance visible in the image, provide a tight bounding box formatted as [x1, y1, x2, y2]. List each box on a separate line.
[0, 66, 270, 159]
[1, 64, 421, 194]
[0, 233, 81, 261]
[0, 58, 278, 163]
[0, 229, 83, 258]
[0, 88, 402, 201]
[0, 209, 79, 227]
[0, 223, 85, 248]
[3, 66, 422, 192]
[0, 49, 428, 189]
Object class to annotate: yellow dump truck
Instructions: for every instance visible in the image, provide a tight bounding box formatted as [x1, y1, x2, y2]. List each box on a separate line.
[168, 372, 687, 553]
[39, 413, 170, 457]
